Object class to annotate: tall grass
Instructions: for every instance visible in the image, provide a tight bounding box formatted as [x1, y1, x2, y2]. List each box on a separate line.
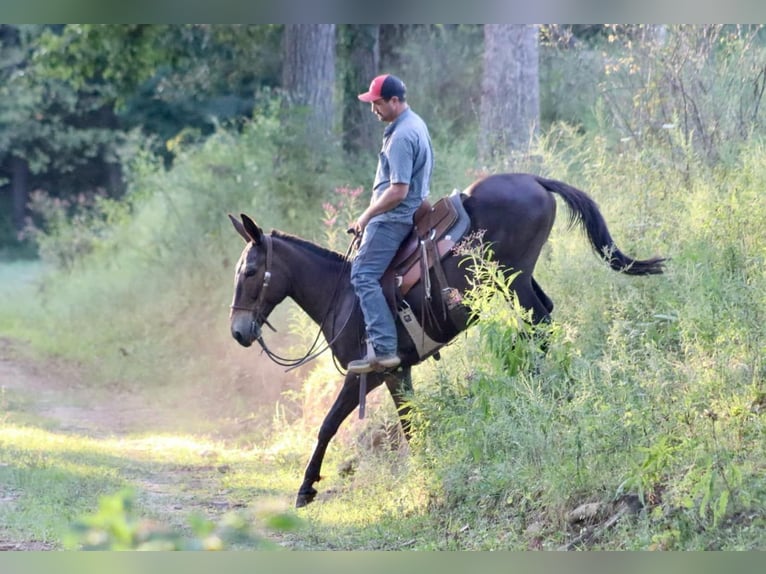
[399, 126, 766, 549]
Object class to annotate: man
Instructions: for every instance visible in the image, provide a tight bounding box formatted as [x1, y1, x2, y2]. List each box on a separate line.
[348, 74, 434, 374]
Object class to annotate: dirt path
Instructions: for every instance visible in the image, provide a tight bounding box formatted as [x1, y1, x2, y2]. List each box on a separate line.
[1, 338, 142, 550]
[0, 337, 159, 436]
[0, 337, 281, 550]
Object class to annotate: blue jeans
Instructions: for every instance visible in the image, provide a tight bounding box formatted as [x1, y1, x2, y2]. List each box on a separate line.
[350, 220, 412, 356]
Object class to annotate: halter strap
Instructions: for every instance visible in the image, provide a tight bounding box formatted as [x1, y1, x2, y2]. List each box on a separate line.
[260, 233, 273, 301]
[230, 234, 275, 331]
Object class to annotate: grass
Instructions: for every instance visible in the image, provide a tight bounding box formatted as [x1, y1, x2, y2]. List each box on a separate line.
[0, 260, 49, 338]
[0, 413, 308, 550]
[0, 425, 143, 545]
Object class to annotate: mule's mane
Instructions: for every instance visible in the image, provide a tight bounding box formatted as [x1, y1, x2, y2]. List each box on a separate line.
[271, 229, 350, 264]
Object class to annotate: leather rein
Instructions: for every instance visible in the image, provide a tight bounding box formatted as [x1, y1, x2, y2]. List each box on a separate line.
[230, 233, 359, 372]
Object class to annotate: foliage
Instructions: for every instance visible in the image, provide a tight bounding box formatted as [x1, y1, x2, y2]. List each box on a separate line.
[539, 33, 604, 132]
[594, 25, 766, 165]
[22, 189, 129, 270]
[457, 244, 543, 376]
[0, 24, 287, 253]
[0, 25, 117, 179]
[319, 184, 365, 252]
[34, 25, 282, 161]
[388, 25, 484, 140]
[66, 488, 301, 550]
[35, 25, 282, 111]
[401, 124, 766, 549]
[267, 99, 368, 232]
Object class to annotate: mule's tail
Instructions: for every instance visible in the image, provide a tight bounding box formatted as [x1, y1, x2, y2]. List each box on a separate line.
[534, 176, 665, 276]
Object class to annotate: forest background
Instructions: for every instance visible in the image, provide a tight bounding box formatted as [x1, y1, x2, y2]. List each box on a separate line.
[0, 24, 764, 550]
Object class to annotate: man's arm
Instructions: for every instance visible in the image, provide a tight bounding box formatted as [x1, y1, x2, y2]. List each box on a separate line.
[354, 183, 409, 232]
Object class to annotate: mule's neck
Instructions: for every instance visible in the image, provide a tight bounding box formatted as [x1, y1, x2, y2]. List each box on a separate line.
[274, 236, 353, 330]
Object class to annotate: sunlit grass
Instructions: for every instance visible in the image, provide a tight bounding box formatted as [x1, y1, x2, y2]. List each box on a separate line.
[0, 424, 296, 473]
[0, 421, 300, 547]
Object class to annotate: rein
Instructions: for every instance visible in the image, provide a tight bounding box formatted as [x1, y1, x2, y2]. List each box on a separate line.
[231, 232, 360, 373]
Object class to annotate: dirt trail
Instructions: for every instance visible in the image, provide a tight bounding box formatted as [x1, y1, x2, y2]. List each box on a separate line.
[0, 338, 142, 550]
[0, 337, 281, 550]
[0, 333, 298, 437]
[0, 338, 159, 436]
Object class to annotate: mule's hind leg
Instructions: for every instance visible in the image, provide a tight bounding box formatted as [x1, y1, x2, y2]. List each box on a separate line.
[514, 276, 552, 325]
[513, 276, 554, 356]
[532, 276, 554, 314]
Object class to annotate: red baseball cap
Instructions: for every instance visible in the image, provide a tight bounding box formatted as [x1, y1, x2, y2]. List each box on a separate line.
[358, 74, 407, 102]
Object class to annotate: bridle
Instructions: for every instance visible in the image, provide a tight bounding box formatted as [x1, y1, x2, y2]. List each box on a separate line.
[230, 232, 360, 372]
[230, 233, 278, 333]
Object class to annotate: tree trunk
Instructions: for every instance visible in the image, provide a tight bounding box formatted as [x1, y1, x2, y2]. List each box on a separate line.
[10, 155, 29, 233]
[340, 25, 380, 156]
[282, 24, 337, 137]
[99, 104, 125, 198]
[479, 24, 540, 160]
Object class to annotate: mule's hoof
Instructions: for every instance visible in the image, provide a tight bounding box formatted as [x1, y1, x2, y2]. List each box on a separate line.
[295, 487, 317, 508]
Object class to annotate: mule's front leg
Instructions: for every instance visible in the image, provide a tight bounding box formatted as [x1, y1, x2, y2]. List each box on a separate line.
[296, 371, 384, 508]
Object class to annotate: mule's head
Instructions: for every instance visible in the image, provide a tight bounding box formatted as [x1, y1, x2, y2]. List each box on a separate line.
[228, 213, 279, 348]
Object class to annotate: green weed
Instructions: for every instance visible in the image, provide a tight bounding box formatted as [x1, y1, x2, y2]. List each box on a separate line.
[65, 488, 302, 550]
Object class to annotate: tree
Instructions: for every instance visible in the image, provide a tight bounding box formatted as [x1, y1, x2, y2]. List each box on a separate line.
[0, 25, 120, 239]
[0, 25, 35, 234]
[281, 24, 336, 137]
[339, 25, 380, 155]
[36, 25, 281, 164]
[0, 25, 284, 246]
[479, 24, 540, 161]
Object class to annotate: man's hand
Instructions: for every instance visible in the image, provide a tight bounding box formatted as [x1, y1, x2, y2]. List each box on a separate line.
[353, 212, 372, 234]
[351, 183, 409, 235]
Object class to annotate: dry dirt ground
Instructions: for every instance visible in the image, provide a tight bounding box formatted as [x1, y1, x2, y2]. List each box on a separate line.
[0, 334, 301, 437]
[0, 338, 163, 436]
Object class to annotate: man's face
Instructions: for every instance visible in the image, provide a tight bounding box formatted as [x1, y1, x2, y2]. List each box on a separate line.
[370, 97, 398, 122]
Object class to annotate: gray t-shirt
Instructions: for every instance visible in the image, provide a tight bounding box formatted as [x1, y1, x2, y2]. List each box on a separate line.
[371, 108, 434, 225]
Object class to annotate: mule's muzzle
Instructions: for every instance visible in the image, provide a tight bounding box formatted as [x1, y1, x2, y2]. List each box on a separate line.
[232, 328, 253, 348]
[230, 312, 261, 348]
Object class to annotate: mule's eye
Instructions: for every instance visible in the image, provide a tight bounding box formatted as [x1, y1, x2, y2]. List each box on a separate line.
[244, 267, 257, 278]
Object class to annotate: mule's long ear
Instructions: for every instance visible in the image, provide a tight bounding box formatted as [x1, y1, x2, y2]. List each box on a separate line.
[229, 213, 251, 243]
[240, 213, 264, 245]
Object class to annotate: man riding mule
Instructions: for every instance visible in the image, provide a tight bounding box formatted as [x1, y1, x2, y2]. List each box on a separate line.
[349, 73, 434, 375]
[229, 172, 665, 508]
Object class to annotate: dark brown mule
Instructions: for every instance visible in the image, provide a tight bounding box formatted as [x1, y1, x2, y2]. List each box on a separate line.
[228, 173, 665, 507]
